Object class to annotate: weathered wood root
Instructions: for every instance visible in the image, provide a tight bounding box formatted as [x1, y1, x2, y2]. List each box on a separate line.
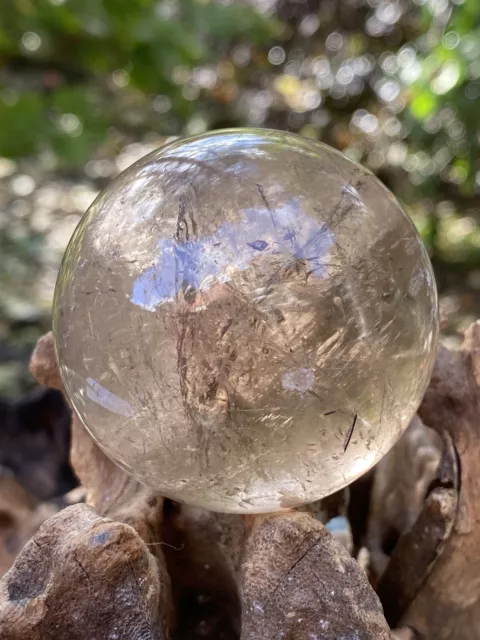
[0, 503, 170, 639]
[9, 324, 480, 638]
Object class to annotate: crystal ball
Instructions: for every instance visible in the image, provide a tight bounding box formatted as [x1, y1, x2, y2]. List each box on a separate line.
[53, 129, 438, 513]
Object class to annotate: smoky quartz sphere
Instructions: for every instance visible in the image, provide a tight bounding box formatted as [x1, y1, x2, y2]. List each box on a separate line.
[53, 129, 438, 513]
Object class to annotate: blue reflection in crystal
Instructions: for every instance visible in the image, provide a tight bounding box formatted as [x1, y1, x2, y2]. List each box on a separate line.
[247, 240, 269, 251]
[86, 378, 134, 417]
[132, 197, 335, 311]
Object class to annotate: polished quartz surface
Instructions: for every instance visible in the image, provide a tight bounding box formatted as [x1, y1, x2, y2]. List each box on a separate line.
[53, 129, 439, 513]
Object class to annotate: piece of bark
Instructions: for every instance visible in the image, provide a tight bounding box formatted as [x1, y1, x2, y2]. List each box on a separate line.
[367, 416, 442, 579]
[377, 485, 457, 627]
[0, 503, 169, 639]
[28, 332, 62, 391]
[241, 511, 391, 639]
[374, 429, 458, 626]
[397, 322, 480, 639]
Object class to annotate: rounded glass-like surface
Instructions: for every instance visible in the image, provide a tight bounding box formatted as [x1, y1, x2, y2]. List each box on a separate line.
[53, 129, 438, 513]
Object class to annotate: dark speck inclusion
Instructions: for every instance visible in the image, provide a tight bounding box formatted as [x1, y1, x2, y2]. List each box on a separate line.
[53, 129, 439, 513]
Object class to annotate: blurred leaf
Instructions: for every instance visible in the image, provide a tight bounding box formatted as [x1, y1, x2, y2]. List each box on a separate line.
[410, 91, 437, 120]
[0, 93, 44, 157]
[0, 0, 276, 164]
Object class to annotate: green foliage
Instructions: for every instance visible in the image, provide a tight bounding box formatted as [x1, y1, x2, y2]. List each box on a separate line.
[0, 0, 278, 165]
[407, 0, 480, 196]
